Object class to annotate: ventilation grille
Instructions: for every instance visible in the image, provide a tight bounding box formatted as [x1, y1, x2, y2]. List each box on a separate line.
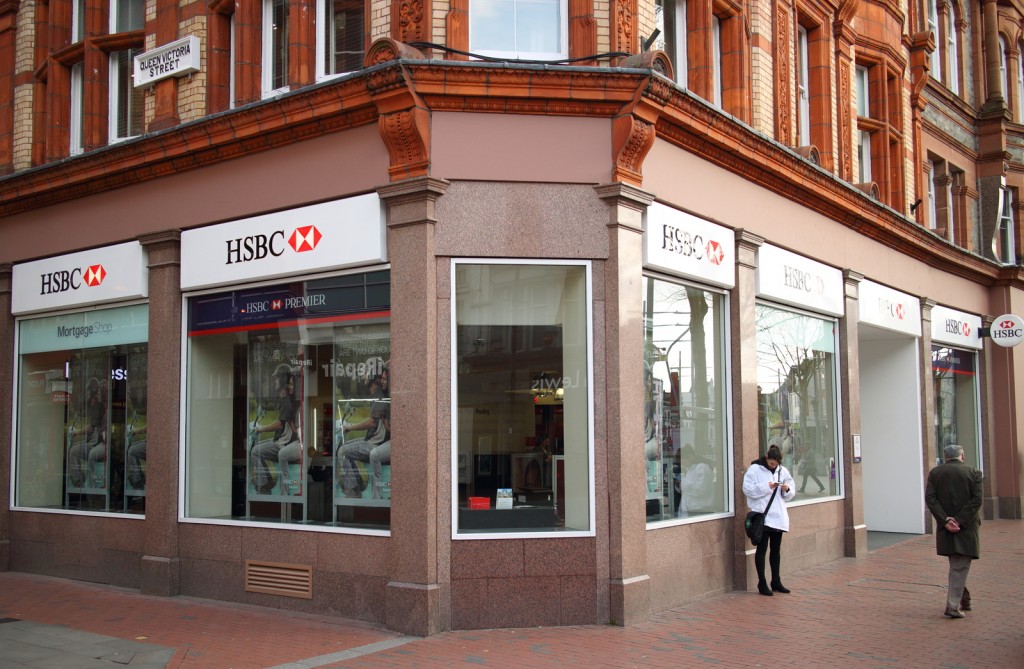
[245, 560, 313, 599]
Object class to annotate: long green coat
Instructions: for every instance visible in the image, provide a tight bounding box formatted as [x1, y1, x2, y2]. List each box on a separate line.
[925, 460, 983, 558]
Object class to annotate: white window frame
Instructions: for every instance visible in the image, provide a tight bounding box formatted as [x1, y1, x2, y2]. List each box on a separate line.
[72, 0, 86, 42]
[108, 49, 142, 143]
[712, 15, 722, 107]
[262, 0, 290, 98]
[927, 0, 939, 77]
[797, 25, 810, 146]
[315, 0, 363, 81]
[643, 274, 734, 529]
[655, 0, 687, 89]
[468, 0, 569, 62]
[450, 258, 596, 540]
[856, 65, 871, 183]
[996, 185, 1016, 265]
[70, 62, 84, 156]
[1018, 44, 1024, 123]
[927, 160, 937, 229]
[946, 8, 959, 95]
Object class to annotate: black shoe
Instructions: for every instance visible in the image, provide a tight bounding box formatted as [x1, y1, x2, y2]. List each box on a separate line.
[757, 582, 773, 596]
[771, 581, 791, 594]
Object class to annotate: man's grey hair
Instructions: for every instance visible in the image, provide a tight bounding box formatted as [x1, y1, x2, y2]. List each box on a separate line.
[944, 444, 965, 461]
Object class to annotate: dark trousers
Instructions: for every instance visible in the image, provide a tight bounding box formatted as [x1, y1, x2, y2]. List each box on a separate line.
[755, 528, 784, 584]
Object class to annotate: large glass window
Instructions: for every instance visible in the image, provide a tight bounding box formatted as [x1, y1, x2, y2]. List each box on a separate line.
[15, 304, 149, 514]
[932, 346, 980, 468]
[756, 304, 840, 499]
[454, 262, 592, 535]
[643, 277, 730, 523]
[469, 0, 567, 61]
[184, 271, 391, 532]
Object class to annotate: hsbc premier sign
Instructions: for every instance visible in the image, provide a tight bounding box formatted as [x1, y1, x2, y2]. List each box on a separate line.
[989, 313, 1024, 347]
[644, 203, 735, 288]
[181, 194, 385, 290]
[12, 242, 148, 315]
[930, 305, 982, 349]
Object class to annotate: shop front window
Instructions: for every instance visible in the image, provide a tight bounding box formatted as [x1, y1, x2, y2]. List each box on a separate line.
[184, 271, 390, 532]
[932, 346, 980, 468]
[756, 304, 840, 498]
[15, 304, 149, 514]
[643, 276, 730, 522]
[454, 261, 593, 536]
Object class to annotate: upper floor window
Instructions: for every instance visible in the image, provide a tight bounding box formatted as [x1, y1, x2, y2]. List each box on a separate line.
[854, 60, 905, 206]
[69, 63, 85, 156]
[318, 0, 365, 79]
[797, 25, 810, 146]
[711, 15, 722, 107]
[926, 159, 938, 230]
[945, 7, 959, 95]
[73, 0, 87, 42]
[469, 0, 568, 61]
[110, 49, 144, 142]
[995, 186, 1016, 265]
[1018, 44, 1024, 123]
[856, 65, 872, 184]
[263, 0, 290, 96]
[927, 0, 939, 76]
[113, 0, 145, 32]
[655, 0, 687, 89]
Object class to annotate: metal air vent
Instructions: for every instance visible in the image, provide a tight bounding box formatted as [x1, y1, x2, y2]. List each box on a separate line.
[244, 560, 313, 599]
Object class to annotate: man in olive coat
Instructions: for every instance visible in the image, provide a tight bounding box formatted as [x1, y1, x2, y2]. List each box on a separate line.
[925, 444, 983, 618]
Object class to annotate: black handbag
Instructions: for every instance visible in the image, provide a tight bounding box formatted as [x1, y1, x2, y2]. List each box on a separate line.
[744, 474, 781, 546]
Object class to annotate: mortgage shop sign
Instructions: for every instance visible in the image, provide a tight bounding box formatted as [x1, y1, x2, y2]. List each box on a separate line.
[134, 36, 200, 87]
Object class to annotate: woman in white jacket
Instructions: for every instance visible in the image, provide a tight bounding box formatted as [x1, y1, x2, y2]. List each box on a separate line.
[742, 444, 796, 596]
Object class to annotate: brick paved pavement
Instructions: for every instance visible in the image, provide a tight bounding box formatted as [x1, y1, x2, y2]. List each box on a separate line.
[1, 520, 1022, 668]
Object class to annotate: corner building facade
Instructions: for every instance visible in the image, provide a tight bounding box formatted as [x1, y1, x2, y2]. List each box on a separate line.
[0, 0, 1022, 635]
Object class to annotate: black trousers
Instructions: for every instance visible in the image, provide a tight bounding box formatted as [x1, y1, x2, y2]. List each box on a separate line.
[754, 528, 784, 584]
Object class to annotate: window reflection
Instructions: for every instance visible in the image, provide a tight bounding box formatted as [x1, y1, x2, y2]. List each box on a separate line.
[643, 277, 729, 522]
[756, 304, 840, 498]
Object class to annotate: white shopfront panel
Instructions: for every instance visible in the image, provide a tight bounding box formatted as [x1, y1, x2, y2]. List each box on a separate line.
[930, 305, 983, 349]
[858, 280, 921, 337]
[12, 242, 148, 315]
[644, 203, 735, 288]
[756, 244, 844, 316]
[181, 193, 385, 290]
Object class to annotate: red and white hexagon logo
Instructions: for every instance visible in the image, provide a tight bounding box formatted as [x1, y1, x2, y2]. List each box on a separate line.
[705, 240, 724, 265]
[288, 225, 322, 253]
[83, 264, 106, 287]
[895, 304, 906, 320]
[962, 323, 971, 337]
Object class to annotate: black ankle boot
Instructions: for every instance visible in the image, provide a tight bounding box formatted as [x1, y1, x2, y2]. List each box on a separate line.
[771, 581, 790, 594]
[757, 581, 773, 596]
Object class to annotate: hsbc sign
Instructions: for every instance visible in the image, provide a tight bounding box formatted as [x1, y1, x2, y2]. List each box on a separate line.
[858, 280, 921, 337]
[182, 194, 385, 290]
[12, 242, 148, 315]
[989, 314, 1024, 348]
[757, 244, 844, 317]
[644, 203, 735, 288]
[930, 305, 982, 349]
[225, 225, 323, 265]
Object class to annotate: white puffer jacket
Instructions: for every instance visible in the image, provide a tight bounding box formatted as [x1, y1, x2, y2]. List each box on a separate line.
[742, 460, 796, 532]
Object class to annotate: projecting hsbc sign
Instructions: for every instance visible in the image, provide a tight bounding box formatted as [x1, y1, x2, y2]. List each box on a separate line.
[644, 203, 735, 288]
[11, 242, 148, 315]
[181, 194, 385, 290]
[930, 305, 982, 349]
[858, 280, 921, 337]
[989, 314, 1024, 347]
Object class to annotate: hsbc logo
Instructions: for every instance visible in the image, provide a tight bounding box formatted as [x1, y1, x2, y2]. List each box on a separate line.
[1000, 319, 1016, 329]
[40, 264, 106, 295]
[945, 318, 971, 337]
[878, 298, 906, 320]
[226, 225, 323, 265]
[783, 265, 825, 295]
[706, 240, 725, 265]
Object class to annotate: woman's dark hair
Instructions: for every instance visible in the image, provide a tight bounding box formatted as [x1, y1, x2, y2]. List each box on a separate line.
[766, 444, 784, 462]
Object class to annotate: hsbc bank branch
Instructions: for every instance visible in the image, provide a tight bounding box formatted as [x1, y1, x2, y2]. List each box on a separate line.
[0, 116, 1016, 637]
